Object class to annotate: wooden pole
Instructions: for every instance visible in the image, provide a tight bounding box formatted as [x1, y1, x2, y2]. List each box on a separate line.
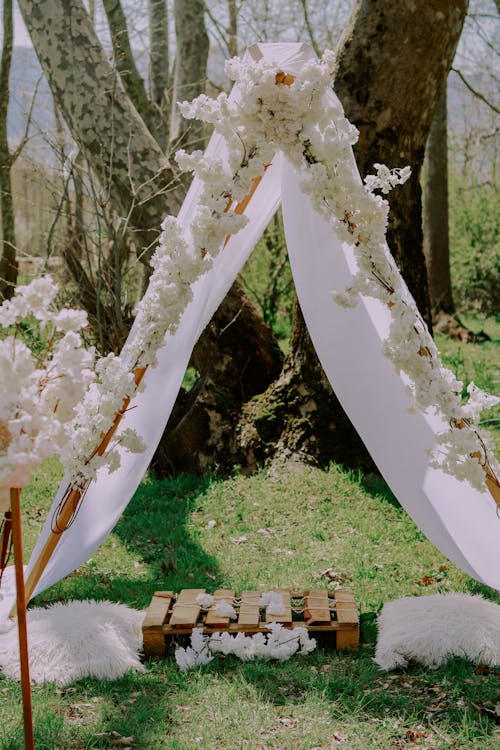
[10, 487, 35, 750]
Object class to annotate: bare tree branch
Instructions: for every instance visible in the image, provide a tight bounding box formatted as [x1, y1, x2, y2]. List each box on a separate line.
[11, 75, 43, 163]
[451, 66, 500, 113]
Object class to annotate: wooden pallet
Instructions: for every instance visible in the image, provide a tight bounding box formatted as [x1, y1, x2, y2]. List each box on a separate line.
[142, 588, 359, 657]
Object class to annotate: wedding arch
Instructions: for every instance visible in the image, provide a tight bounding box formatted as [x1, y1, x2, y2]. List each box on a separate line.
[1, 42, 498, 620]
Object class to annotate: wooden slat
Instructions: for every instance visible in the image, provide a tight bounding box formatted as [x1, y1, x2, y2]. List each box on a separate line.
[237, 590, 261, 628]
[142, 591, 173, 630]
[169, 588, 204, 628]
[334, 590, 359, 649]
[335, 590, 359, 624]
[265, 588, 292, 626]
[142, 591, 173, 657]
[304, 589, 331, 626]
[205, 589, 236, 628]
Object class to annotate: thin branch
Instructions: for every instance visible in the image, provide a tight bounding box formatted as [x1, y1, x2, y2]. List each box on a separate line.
[203, 2, 231, 55]
[451, 67, 500, 114]
[11, 75, 43, 163]
[299, 0, 322, 57]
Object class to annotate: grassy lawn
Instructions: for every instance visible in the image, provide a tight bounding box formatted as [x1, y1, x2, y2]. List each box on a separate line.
[0, 319, 499, 750]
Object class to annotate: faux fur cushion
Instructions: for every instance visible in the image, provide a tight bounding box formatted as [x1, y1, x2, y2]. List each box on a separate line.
[0, 600, 145, 685]
[375, 593, 500, 670]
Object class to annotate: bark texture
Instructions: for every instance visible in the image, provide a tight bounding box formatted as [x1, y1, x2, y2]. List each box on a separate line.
[335, 0, 467, 323]
[423, 87, 454, 316]
[238, 302, 374, 474]
[0, 0, 17, 300]
[149, 0, 170, 147]
[18, 0, 180, 258]
[238, 0, 468, 473]
[102, 0, 159, 140]
[173, 0, 209, 150]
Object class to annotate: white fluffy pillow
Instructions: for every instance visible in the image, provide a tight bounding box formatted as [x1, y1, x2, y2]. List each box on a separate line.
[0, 600, 145, 685]
[375, 593, 500, 670]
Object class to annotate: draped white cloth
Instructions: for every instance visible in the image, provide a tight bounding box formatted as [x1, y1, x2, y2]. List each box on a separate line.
[0, 43, 498, 622]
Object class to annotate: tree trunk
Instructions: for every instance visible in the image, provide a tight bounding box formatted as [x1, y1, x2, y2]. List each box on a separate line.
[228, 0, 238, 58]
[423, 87, 454, 316]
[173, 0, 209, 150]
[18, 0, 181, 259]
[238, 0, 468, 473]
[149, 0, 170, 148]
[334, 0, 467, 325]
[102, 0, 159, 141]
[0, 0, 17, 301]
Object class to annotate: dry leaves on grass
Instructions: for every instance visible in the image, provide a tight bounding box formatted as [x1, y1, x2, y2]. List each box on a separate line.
[94, 731, 136, 747]
[319, 568, 352, 587]
[230, 535, 248, 544]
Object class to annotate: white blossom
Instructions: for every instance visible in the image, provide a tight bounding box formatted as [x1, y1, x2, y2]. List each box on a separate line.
[0, 277, 97, 493]
[7, 51, 493, 501]
[196, 593, 215, 609]
[175, 622, 316, 671]
[260, 590, 286, 616]
[214, 599, 237, 619]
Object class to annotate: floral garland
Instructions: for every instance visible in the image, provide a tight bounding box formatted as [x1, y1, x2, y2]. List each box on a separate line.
[0, 277, 96, 502]
[40, 50, 498, 502]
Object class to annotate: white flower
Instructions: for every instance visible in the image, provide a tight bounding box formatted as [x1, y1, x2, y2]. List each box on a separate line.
[196, 593, 215, 609]
[260, 591, 285, 616]
[214, 599, 237, 619]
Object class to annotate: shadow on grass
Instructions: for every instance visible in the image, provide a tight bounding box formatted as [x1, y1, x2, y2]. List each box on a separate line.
[33, 473, 224, 610]
[38, 647, 497, 750]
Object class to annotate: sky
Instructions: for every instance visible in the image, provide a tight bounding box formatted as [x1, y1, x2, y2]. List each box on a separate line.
[13, 6, 30, 47]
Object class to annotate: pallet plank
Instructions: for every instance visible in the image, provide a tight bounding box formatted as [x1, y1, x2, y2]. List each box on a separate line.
[205, 589, 236, 628]
[334, 589, 359, 649]
[304, 589, 331, 626]
[238, 590, 261, 628]
[169, 588, 204, 628]
[142, 591, 173, 657]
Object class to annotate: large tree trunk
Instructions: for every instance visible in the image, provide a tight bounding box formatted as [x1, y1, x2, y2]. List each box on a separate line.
[0, 0, 17, 301]
[238, 0, 468, 473]
[424, 87, 453, 316]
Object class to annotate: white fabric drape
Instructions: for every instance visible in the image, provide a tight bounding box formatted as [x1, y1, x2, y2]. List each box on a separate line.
[0, 43, 498, 622]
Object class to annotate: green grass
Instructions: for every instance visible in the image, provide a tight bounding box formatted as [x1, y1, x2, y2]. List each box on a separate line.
[1, 325, 499, 750]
